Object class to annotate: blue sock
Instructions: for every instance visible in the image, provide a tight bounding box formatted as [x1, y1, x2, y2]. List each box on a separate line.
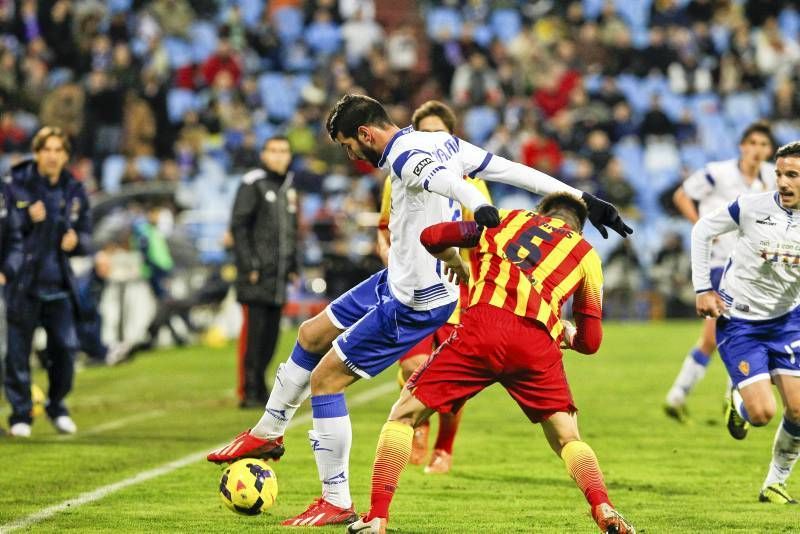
[783, 416, 800, 438]
[690, 348, 711, 367]
[290, 342, 323, 372]
[311, 393, 348, 418]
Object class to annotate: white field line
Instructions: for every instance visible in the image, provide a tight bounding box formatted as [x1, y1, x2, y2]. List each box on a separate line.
[0, 381, 397, 533]
[57, 410, 167, 439]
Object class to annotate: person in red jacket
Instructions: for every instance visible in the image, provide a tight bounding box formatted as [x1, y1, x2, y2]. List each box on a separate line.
[349, 192, 635, 534]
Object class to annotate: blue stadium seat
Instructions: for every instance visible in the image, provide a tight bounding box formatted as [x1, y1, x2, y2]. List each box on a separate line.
[273, 7, 304, 43]
[613, 0, 651, 31]
[779, 7, 800, 41]
[238, 0, 265, 28]
[616, 74, 650, 113]
[659, 90, 687, 122]
[472, 24, 494, 48]
[162, 37, 193, 69]
[724, 92, 760, 131]
[189, 22, 218, 64]
[772, 121, 800, 145]
[426, 7, 462, 40]
[136, 156, 161, 180]
[258, 72, 302, 122]
[254, 122, 278, 147]
[709, 24, 731, 55]
[612, 139, 646, 184]
[463, 107, 499, 144]
[101, 155, 126, 193]
[108, 0, 132, 14]
[167, 88, 198, 123]
[304, 20, 342, 55]
[582, 0, 605, 20]
[282, 41, 315, 72]
[679, 143, 708, 171]
[490, 9, 522, 43]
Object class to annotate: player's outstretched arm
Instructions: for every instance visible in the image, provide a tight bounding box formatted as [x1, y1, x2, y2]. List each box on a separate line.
[420, 221, 482, 253]
[458, 140, 633, 238]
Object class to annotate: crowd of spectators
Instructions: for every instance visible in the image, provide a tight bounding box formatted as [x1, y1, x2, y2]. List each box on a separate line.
[2, 0, 800, 318]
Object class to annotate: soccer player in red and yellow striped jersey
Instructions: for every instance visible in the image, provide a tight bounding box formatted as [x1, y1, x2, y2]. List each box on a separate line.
[349, 193, 635, 534]
[376, 100, 492, 473]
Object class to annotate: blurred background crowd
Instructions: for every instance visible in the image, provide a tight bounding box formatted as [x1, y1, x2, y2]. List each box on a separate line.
[1, 0, 800, 352]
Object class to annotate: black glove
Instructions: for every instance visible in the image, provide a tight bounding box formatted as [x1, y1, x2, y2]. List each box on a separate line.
[473, 205, 501, 228]
[581, 192, 633, 239]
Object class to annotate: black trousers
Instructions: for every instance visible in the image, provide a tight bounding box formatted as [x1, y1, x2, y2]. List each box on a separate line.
[240, 303, 282, 404]
[5, 296, 78, 425]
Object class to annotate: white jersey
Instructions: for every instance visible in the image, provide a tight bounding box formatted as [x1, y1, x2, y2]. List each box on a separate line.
[379, 126, 581, 310]
[691, 192, 800, 321]
[682, 159, 775, 267]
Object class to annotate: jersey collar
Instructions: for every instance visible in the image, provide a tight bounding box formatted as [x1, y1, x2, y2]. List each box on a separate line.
[378, 126, 414, 168]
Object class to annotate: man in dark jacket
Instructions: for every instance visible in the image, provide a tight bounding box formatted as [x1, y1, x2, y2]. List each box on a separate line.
[231, 136, 298, 408]
[0, 180, 25, 436]
[5, 126, 91, 437]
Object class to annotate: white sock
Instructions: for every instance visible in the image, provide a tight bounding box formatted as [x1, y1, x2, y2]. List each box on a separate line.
[309, 393, 352, 509]
[763, 418, 800, 488]
[251, 360, 311, 439]
[666, 351, 709, 407]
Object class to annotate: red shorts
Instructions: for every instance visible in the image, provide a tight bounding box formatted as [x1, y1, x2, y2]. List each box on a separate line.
[407, 304, 576, 423]
[398, 323, 457, 363]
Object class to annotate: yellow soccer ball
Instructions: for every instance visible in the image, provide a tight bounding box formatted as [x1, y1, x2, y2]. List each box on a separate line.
[219, 459, 278, 515]
[31, 384, 45, 418]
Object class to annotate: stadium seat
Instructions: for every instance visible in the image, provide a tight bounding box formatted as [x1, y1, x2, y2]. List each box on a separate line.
[238, 0, 265, 28]
[273, 7, 304, 44]
[723, 92, 761, 131]
[463, 107, 499, 144]
[258, 72, 303, 123]
[304, 20, 342, 56]
[254, 122, 278, 148]
[189, 22, 218, 64]
[613, 0, 651, 31]
[101, 155, 127, 193]
[490, 9, 522, 43]
[107, 0, 132, 14]
[779, 7, 800, 41]
[136, 156, 161, 180]
[582, 0, 605, 20]
[679, 143, 708, 171]
[426, 7, 462, 40]
[471, 24, 494, 48]
[167, 88, 198, 123]
[163, 37, 194, 69]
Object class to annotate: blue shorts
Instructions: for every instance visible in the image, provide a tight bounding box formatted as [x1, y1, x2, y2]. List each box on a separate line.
[717, 307, 800, 389]
[326, 269, 456, 379]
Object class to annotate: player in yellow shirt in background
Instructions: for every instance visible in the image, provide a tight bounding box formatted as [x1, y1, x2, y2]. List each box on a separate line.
[376, 100, 492, 473]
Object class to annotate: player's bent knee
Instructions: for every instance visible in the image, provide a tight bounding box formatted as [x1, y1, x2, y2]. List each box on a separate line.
[298, 318, 334, 354]
[748, 406, 776, 426]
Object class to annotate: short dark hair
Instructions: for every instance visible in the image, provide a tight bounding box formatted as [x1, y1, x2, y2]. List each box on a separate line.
[775, 141, 800, 159]
[412, 100, 457, 133]
[262, 135, 290, 150]
[32, 126, 71, 155]
[740, 120, 776, 151]
[326, 94, 393, 141]
[536, 192, 588, 231]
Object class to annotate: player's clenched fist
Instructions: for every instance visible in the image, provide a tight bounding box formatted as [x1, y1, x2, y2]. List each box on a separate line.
[695, 290, 726, 318]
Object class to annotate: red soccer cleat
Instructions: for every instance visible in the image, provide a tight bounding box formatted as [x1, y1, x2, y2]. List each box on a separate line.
[206, 430, 285, 464]
[280, 497, 358, 527]
[592, 503, 636, 534]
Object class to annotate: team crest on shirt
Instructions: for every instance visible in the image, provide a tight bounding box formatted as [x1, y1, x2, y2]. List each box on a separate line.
[738, 360, 750, 376]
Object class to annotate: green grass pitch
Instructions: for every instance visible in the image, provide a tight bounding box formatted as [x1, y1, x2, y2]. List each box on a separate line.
[0, 322, 797, 533]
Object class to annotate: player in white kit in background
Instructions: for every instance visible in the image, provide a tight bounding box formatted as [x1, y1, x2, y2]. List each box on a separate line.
[665, 121, 777, 422]
[207, 94, 632, 526]
[692, 140, 800, 504]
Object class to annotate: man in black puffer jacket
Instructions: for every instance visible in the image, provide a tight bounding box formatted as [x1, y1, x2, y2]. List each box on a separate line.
[231, 136, 298, 408]
[4, 127, 91, 437]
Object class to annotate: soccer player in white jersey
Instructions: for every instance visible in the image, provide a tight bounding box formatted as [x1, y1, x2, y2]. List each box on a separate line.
[207, 94, 632, 526]
[692, 140, 800, 504]
[665, 121, 777, 422]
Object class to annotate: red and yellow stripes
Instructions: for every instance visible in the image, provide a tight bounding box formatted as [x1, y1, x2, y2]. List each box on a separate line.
[368, 421, 414, 520]
[465, 210, 602, 341]
[561, 440, 610, 508]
